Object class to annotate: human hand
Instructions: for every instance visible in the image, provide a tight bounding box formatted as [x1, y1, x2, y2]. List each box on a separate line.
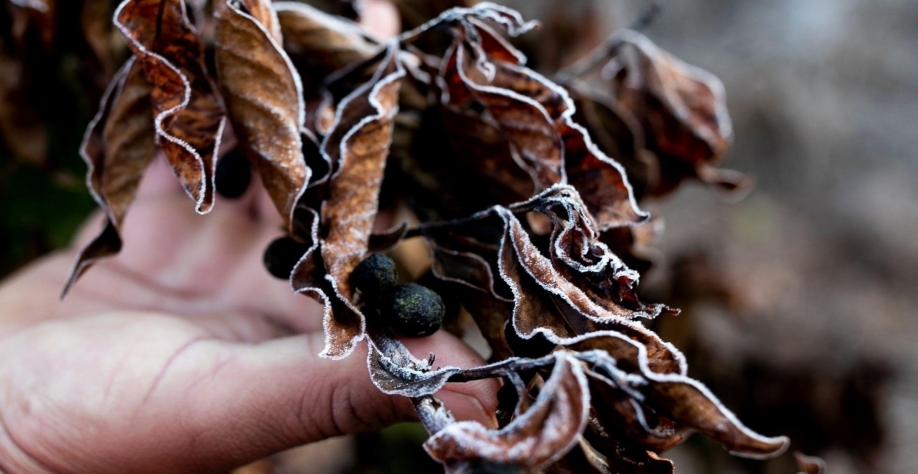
[0, 156, 498, 473]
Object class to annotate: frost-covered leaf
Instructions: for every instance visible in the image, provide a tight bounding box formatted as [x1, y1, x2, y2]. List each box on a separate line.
[439, 19, 647, 229]
[795, 452, 827, 474]
[418, 186, 675, 367]
[64, 58, 155, 296]
[293, 44, 404, 359]
[367, 330, 461, 397]
[571, 86, 655, 202]
[563, 331, 790, 459]
[443, 40, 564, 194]
[114, 0, 226, 213]
[425, 353, 589, 470]
[214, 0, 310, 230]
[611, 29, 751, 197]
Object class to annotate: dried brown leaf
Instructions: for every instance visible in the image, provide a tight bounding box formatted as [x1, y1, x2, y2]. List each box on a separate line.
[425, 353, 589, 470]
[611, 29, 751, 196]
[367, 330, 461, 397]
[291, 45, 404, 359]
[214, 0, 310, 230]
[64, 58, 155, 295]
[418, 186, 677, 369]
[114, 0, 226, 213]
[563, 332, 789, 459]
[439, 21, 647, 229]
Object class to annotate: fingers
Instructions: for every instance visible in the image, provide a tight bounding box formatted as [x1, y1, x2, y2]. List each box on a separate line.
[146, 331, 498, 472]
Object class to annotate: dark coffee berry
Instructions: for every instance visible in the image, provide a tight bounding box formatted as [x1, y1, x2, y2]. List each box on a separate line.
[350, 253, 397, 301]
[380, 283, 445, 338]
[263, 236, 309, 279]
[215, 148, 251, 199]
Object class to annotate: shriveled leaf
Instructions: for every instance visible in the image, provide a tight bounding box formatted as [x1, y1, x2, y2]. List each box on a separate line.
[795, 452, 827, 474]
[418, 186, 677, 369]
[64, 58, 155, 296]
[440, 20, 647, 229]
[425, 353, 589, 470]
[562, 331, 789, 459]
[611, 29, 751, 196]
[214, 0, 310, 230]
[296, 44, 404, 359]
[571, 86, 655, 201]
[584, 366, 685, 453]
[114, 0, 226, 213]
[367, 330, 461, 397]
[445, 42, 565, 192]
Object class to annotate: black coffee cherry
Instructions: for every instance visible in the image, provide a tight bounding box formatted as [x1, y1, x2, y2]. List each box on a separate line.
[380, 283, 445, 338]
[350, 253, 397, 302]
[215, 148, 251, 199]
[263, 236, 309, 279]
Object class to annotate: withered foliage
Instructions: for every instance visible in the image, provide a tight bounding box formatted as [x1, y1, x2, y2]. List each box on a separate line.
[57, 0, 810, 471]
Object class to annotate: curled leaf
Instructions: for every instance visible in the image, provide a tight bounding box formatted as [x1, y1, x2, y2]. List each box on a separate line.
[214, 0, 310, 230]
[293, 44, 404, 359]
[611, 29, 751, 196]
[440, 20, 647, 229]
[562, 331, 790, 459]
[425, 353, 589, 470]
[114, 0, 226, 213]
[64, 58, 155, 296]
[367, 330, 461, 397]
[418, 185, 679, 372]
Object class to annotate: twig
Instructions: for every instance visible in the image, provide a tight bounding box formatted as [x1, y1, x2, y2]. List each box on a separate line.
[412, 395, 454, 434]
[447, 354, 557, 383]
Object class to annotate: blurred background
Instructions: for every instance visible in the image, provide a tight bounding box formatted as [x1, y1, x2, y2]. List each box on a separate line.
[1, 0, 916, 472]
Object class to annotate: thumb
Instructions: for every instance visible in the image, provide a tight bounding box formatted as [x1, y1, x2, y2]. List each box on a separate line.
[156, 331, 499, 472]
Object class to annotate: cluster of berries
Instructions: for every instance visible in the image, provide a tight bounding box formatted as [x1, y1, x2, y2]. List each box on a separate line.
[263, 240, 446, 338]
[350, 254, 445, 338]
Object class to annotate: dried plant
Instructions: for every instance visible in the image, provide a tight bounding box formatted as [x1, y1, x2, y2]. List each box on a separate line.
[23, 0, 830, 471]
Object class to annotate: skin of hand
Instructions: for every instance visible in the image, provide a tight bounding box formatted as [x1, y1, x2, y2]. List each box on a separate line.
[0, 153, 499, 473]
